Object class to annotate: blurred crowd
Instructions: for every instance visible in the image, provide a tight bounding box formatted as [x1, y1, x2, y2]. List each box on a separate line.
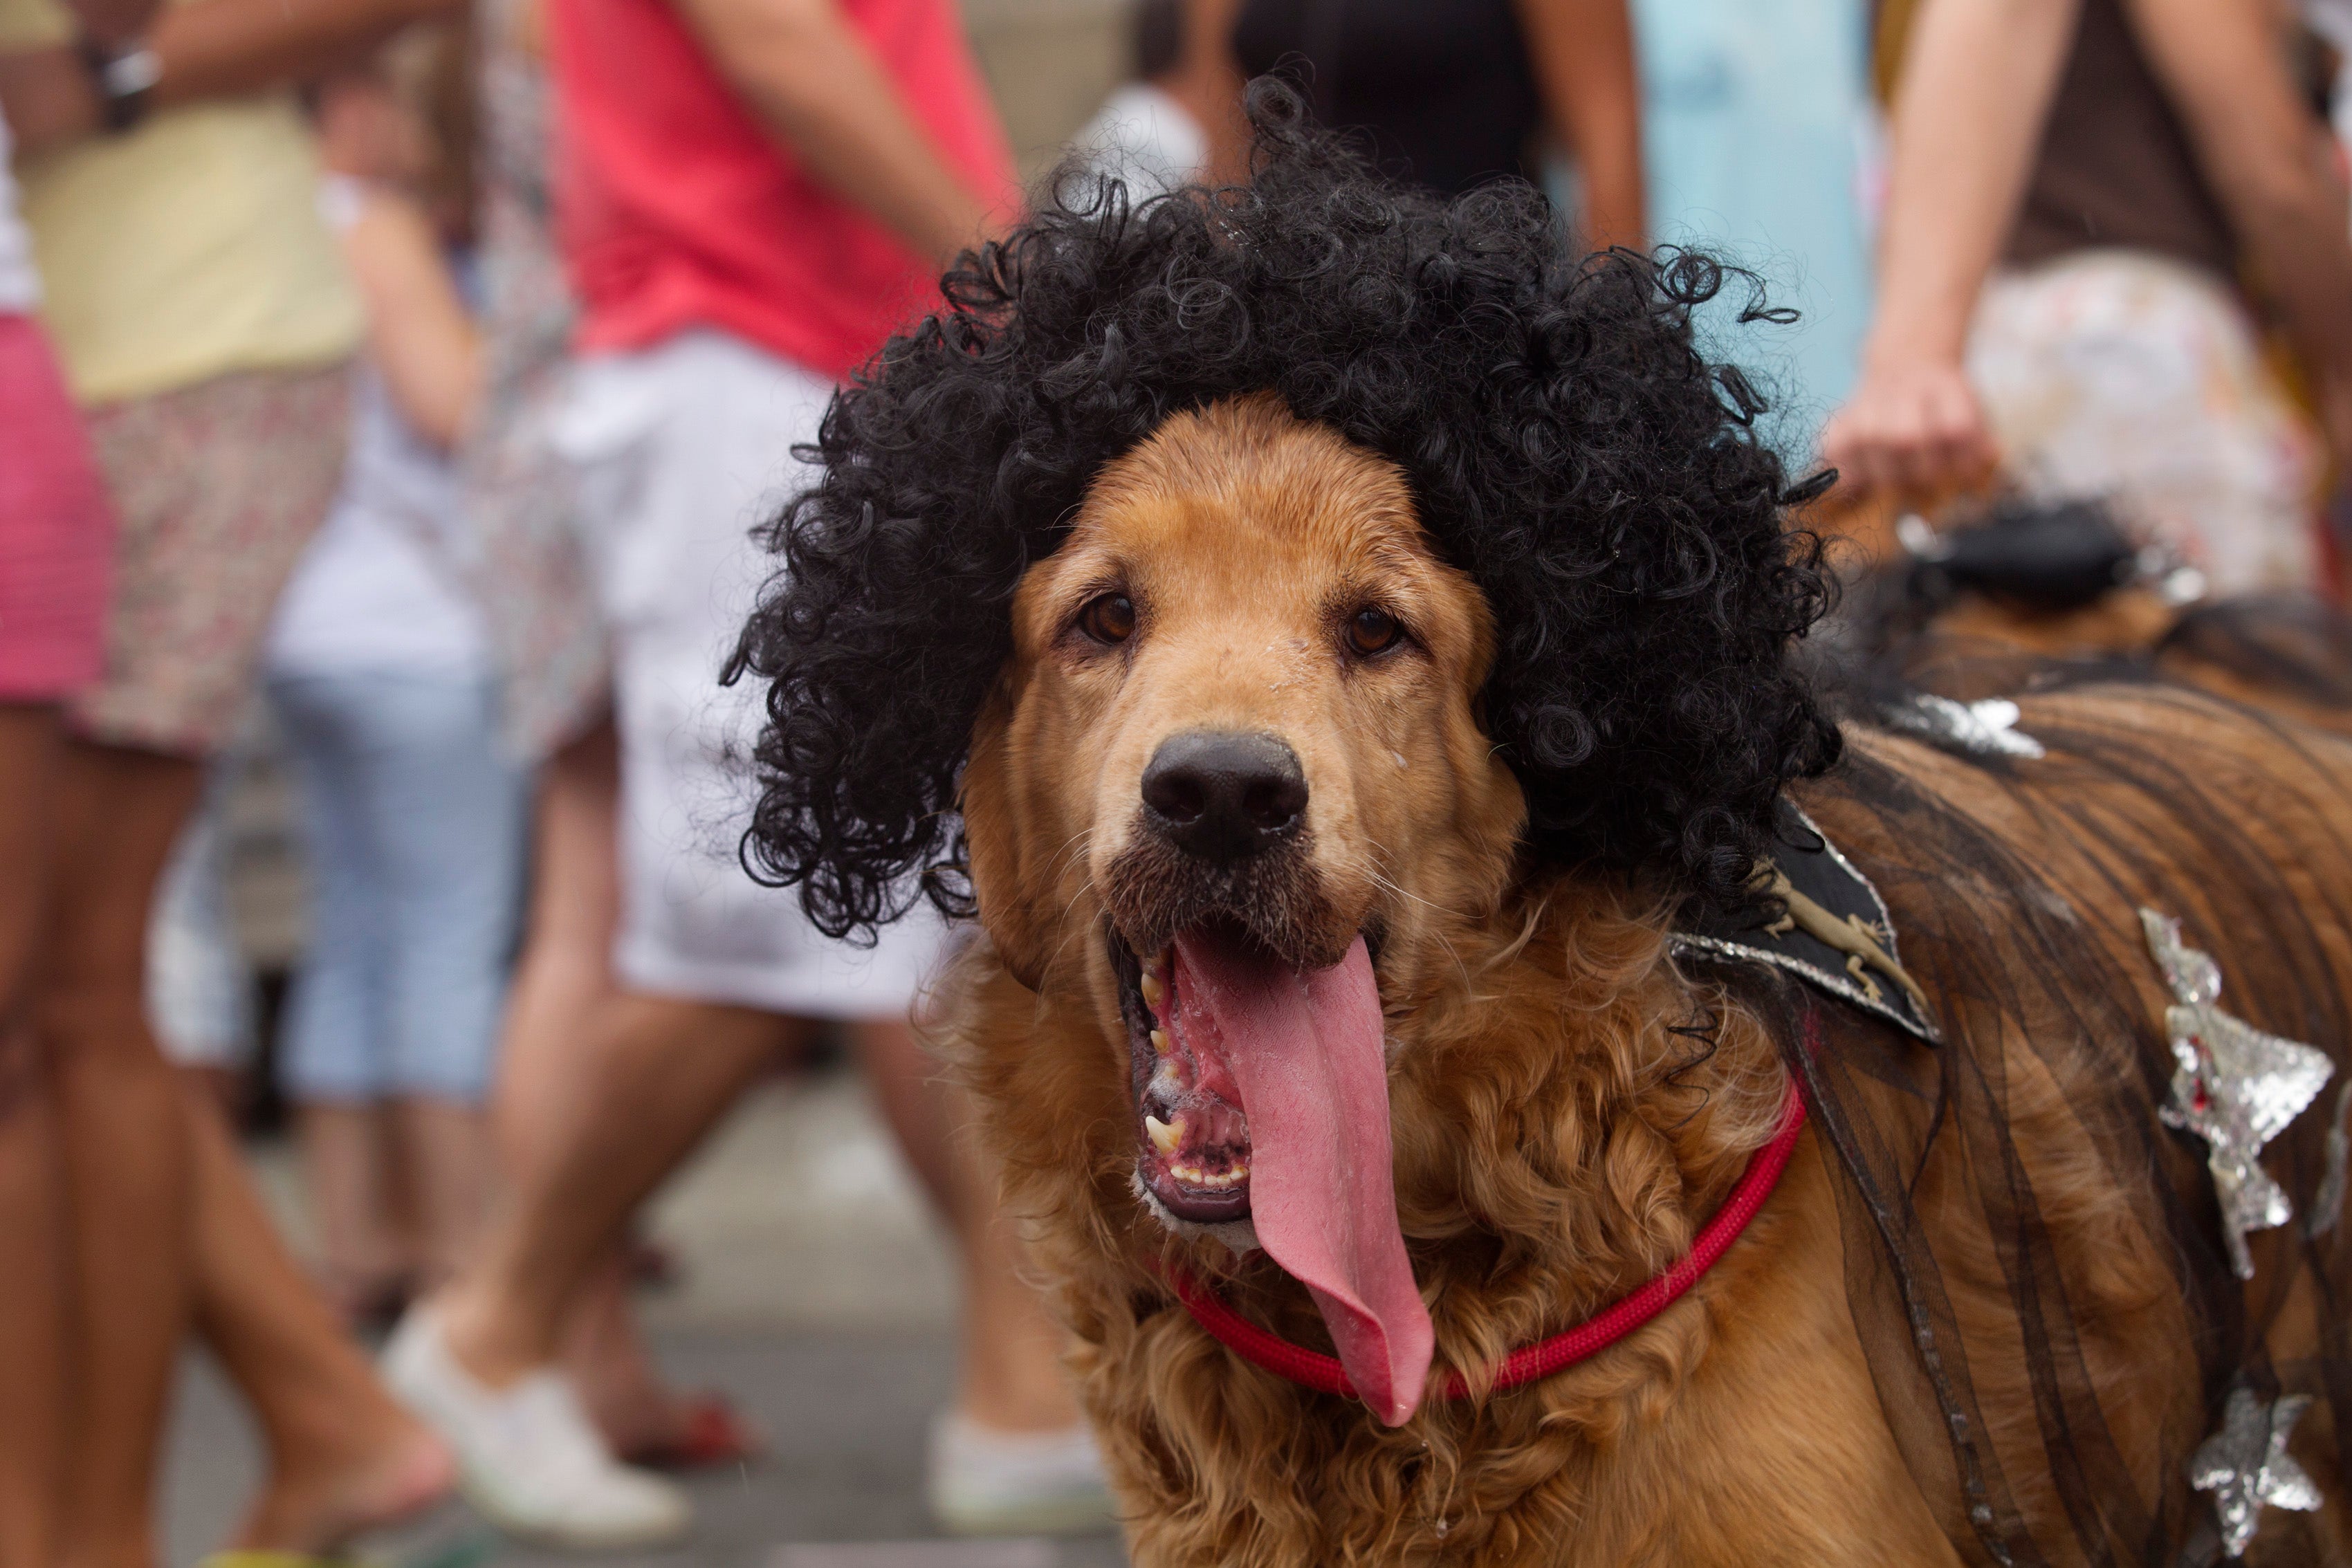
[2, 0, 2350, 1562]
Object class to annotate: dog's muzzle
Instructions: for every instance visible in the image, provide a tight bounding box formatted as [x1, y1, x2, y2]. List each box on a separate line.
[1140, 730, 1307, 864]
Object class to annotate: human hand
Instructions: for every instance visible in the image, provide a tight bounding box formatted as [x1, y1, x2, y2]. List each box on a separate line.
[313, 68, 425, 185]
[1819, 356, 2001, 501]
[0, 46, 102, 155]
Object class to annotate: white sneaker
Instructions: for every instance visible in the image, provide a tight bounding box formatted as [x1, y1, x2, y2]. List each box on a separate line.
[926, 1410, 1118, 1537]
[383, 1304, 692, 1550]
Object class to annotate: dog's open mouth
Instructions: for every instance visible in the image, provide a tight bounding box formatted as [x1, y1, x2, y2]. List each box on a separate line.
[1117, 930, 1257, 1224]
[1110, 921, 1435, 1425]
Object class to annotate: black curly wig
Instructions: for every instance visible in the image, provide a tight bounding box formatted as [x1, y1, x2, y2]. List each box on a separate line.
[730, 82, 1841, 942]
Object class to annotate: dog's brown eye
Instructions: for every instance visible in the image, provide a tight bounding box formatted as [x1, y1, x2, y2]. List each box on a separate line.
[1078, 592, 1137, 645]
[1346, 607, 1403, 657]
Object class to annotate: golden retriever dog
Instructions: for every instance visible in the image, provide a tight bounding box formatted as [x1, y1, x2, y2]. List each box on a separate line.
[731, 95, 2352, 1565]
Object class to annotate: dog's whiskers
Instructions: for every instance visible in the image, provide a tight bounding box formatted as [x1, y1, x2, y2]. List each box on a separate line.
[1362, 840, 1468, 923]
[1038, 871, 1105, 981]
[1042, 824, 1097, 880]
[1363, 854, 1479, 998]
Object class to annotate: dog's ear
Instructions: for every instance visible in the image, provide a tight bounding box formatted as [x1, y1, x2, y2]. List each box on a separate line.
[958, 685, 1056, 991]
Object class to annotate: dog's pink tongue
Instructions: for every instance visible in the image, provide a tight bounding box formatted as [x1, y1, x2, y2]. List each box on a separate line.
[1171, 932, 1431, 1426]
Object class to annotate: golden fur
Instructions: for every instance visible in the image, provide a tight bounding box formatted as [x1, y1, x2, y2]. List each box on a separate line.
[936, 397, 2352, 1565]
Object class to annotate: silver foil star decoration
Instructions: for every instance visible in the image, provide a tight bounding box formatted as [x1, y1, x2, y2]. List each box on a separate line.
[2311, 1080, 2352, 1239]
[2190, 1388, 2322, 1558]
[1884, 693, 2047, 759]
[2143, 910, 2334, 1280]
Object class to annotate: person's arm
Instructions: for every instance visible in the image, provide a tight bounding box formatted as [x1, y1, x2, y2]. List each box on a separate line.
[68, 0, 160, 48]
[0, 52, 98, 150]
[1514, 0, 1644, 252]
[1172, 0, 1249, 185]
[1819, 0, 2080, 498]
[2129, 0, 2352, 465]
[666, 0, 993, 261]
[343, 188, 481, 448]
[1, 0, 459, 155]
[0, 0, 158, 147]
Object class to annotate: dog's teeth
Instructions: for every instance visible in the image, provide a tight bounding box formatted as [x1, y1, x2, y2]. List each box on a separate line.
[1149, 1027, 1170, 1056]
[1146, 1114, 1184, 1155]
[1139, 970, 1164, 1011]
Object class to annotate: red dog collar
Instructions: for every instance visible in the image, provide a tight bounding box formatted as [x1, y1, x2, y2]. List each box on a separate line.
[1165, 1075, 1809, 1408]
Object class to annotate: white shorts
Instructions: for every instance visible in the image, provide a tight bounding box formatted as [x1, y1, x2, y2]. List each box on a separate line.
[553, 330, 944, 1017]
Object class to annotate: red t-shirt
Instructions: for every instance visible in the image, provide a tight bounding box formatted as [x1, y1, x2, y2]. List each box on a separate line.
[549, 0, 1017, 380]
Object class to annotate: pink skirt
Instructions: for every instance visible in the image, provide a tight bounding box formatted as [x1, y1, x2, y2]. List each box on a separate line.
[0, 313, 113, 701]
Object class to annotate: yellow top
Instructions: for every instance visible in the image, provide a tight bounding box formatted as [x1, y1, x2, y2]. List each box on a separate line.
[0, 0, 361, 405]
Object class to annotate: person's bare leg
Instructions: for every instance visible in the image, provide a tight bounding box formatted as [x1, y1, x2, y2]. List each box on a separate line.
[0, 706, 70, 1568]
[176, 1063, 246, 1125]
[0, 1019, 67, 1568]
[477, 721, 757, 1448]
[477, 721, 688, 1444]
[41, 739, 202, 1568]
[295, 1100, 410, 1314]
[44, 738, 446, 1560]
[490, 721, 620, 1183]
[439, 996, 789, 1385]
[856, 1020, 1081, 1432]
[857, 1016, 956, 1214]
[392, 1097, 490, 1288]
[560, 1248, 688, 1450]
[185, 1091, 454, 1551]
[0, 1018, 67, 1568]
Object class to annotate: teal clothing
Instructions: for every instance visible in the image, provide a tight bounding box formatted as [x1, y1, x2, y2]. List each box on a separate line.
[1633, 0, 1873, 458]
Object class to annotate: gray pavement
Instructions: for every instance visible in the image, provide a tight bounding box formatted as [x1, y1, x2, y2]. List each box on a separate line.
[158, 1072, 1128, 1568]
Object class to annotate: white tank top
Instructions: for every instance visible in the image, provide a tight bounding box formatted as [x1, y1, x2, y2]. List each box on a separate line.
[265, 362, 492, 677]
[265, 178, 489, 678]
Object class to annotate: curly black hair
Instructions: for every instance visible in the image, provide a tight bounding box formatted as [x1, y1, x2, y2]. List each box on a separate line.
[730, 82, 1841, 941]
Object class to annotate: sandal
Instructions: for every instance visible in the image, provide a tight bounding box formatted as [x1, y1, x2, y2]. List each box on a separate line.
[622, 1391, 766, 1470]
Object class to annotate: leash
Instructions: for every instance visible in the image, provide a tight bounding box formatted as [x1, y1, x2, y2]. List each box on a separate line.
[1163, 1074, 1810, 1406]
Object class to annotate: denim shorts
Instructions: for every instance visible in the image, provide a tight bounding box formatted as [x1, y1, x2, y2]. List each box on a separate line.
[269, 667, 527, 1103]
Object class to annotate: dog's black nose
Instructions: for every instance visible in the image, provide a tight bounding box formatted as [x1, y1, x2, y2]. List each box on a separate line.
[1141, 732, 1307, 863]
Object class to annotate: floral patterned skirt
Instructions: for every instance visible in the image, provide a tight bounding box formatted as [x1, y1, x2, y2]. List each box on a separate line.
[71, 360, 350, 755]
[1967, 249, 2322, 598]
